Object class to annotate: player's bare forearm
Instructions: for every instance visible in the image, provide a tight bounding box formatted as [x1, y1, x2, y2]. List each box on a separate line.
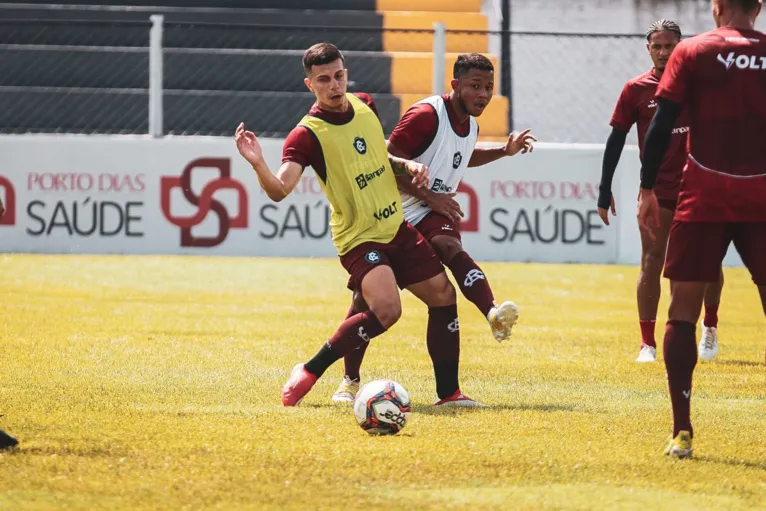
[396, 174, 430, 200]
[468, 147, 507, 167]
[388, 155, 410, 176]
[252, 160, 302, 202]
[470, 129, 536, 167]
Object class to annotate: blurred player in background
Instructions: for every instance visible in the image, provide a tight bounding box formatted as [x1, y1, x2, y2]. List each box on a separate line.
[0, 199, 20, 449]
[236, 43, 479, 407]
[638, 0, 766, 457]
[598, 20, 725, 363]
[333, 53, 535, 404]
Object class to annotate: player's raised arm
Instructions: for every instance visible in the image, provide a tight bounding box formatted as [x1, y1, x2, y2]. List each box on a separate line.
[235, 122, 301, 202]
[468, 129, 536, 167]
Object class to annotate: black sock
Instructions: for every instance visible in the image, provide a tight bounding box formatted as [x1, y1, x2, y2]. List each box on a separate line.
[434, 360, 459, 399]
[304, 342, 342, 378]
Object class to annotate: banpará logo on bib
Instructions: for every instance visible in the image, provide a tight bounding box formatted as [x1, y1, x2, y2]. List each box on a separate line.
[452, 151, 463, 169]
[354, 137, 367, 155]
[430, 178, 453, 193]
[364, 250, 381, 264]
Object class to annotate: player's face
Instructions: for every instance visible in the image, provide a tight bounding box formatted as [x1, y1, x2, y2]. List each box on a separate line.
[453, 69, 494, 117]
[304, 59, 348, 110]
[647, 31, 680, 71]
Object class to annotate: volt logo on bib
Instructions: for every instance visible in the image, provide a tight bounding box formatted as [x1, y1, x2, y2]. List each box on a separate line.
[717, 52, 766, 70]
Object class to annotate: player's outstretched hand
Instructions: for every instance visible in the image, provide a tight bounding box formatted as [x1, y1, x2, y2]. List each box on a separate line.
[427, 192, 464, 224]
[504, 129, 537, 156]
[637, 189, 660, 241]
[405, 161, 430, 188]
[234, 122, 264, 167]
[597, 195, 617, 226]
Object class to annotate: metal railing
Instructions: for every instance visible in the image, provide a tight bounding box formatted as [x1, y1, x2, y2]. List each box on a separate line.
[0, 16, 659, 143]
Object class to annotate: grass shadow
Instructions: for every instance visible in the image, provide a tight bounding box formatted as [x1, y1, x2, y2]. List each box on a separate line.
[694, 455, 766, 471]
[714, 360, 763, 367]
[412, 403, 576, 416]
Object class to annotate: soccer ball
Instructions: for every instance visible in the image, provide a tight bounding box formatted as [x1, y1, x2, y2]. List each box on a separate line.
[353, 379, 411, 435]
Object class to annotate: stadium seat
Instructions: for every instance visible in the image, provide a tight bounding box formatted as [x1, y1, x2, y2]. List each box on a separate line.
[0, 1, 508, 137]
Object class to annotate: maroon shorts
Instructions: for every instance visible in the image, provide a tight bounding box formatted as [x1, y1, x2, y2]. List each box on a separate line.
[339, 221, 444, 291]
[414, 211, 462, 242]
[664, 221, 766, 285]
[658, 197, 678, 212]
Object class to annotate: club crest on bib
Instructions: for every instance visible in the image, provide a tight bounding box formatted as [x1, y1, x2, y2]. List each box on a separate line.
[354, 137, 367, 155]
[364, 250, 381, 264]
[452, 151, 463, 169]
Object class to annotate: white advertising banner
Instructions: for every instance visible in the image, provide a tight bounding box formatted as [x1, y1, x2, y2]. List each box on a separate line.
[0, 136, 337, 258]
[0, 135, 745, 267]
[458, 143, 619, 263]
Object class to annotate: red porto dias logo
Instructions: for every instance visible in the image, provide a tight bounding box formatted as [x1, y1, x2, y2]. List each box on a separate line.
[0, 175, 16, 226]
[160, 158, 248, 247]
[457, 182, 479, 233]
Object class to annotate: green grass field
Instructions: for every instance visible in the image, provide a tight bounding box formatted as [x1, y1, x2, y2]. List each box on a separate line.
[1, 254, 765, 510]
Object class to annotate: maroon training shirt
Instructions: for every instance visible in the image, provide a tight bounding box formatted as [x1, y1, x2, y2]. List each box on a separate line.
[610, 69, 689, 201]
[388, 94, 472, 159]
[657, 26, 766, 221]
[281, 93, 378, 182]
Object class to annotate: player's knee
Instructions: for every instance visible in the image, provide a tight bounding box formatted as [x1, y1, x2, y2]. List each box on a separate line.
[431, 236, 462, 264]
[641, 249, 666, 274]
[370, 298, 402, 329]
[430, 273, 457, 306]
[352, 290, 369, 313]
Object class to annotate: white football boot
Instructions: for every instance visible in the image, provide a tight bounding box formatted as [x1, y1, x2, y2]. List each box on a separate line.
[487, 301, 519, 342]
[331, 376, 360, 403]
[698, 323, 719, 361]
[636, 344, 657, 363]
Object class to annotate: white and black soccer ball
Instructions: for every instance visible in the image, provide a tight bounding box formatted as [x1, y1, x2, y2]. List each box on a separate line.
[353, 379, 411, 435]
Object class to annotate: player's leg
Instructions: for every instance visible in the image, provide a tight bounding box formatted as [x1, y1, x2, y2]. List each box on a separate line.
[635, 205, 674, 362]
[0, 429, 18, 450]
[387, 222, 483, 407]
[282, 254, 401, 406]
[431, 234, 519, 342]
[417, 212, 518, 342]
[730, 222, 766, 364]
[661, 221, 731, 457]
[333, 290, 370, 402]
[406, 273, 479, 406]
[759, 284, 766, 365]
[699, 268, 724, 360]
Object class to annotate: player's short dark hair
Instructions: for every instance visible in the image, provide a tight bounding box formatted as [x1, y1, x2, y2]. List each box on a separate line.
[645, 19, 682, 42]
[728, 0, 760, 12]
[453, 53, 494, 79]
[303, 42, 345, 76]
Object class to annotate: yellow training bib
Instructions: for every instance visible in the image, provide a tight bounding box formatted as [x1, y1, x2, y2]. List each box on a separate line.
[299, 94, 403, 256]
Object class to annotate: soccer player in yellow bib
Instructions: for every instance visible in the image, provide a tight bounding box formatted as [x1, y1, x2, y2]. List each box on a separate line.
[236, 43, 478, 407]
